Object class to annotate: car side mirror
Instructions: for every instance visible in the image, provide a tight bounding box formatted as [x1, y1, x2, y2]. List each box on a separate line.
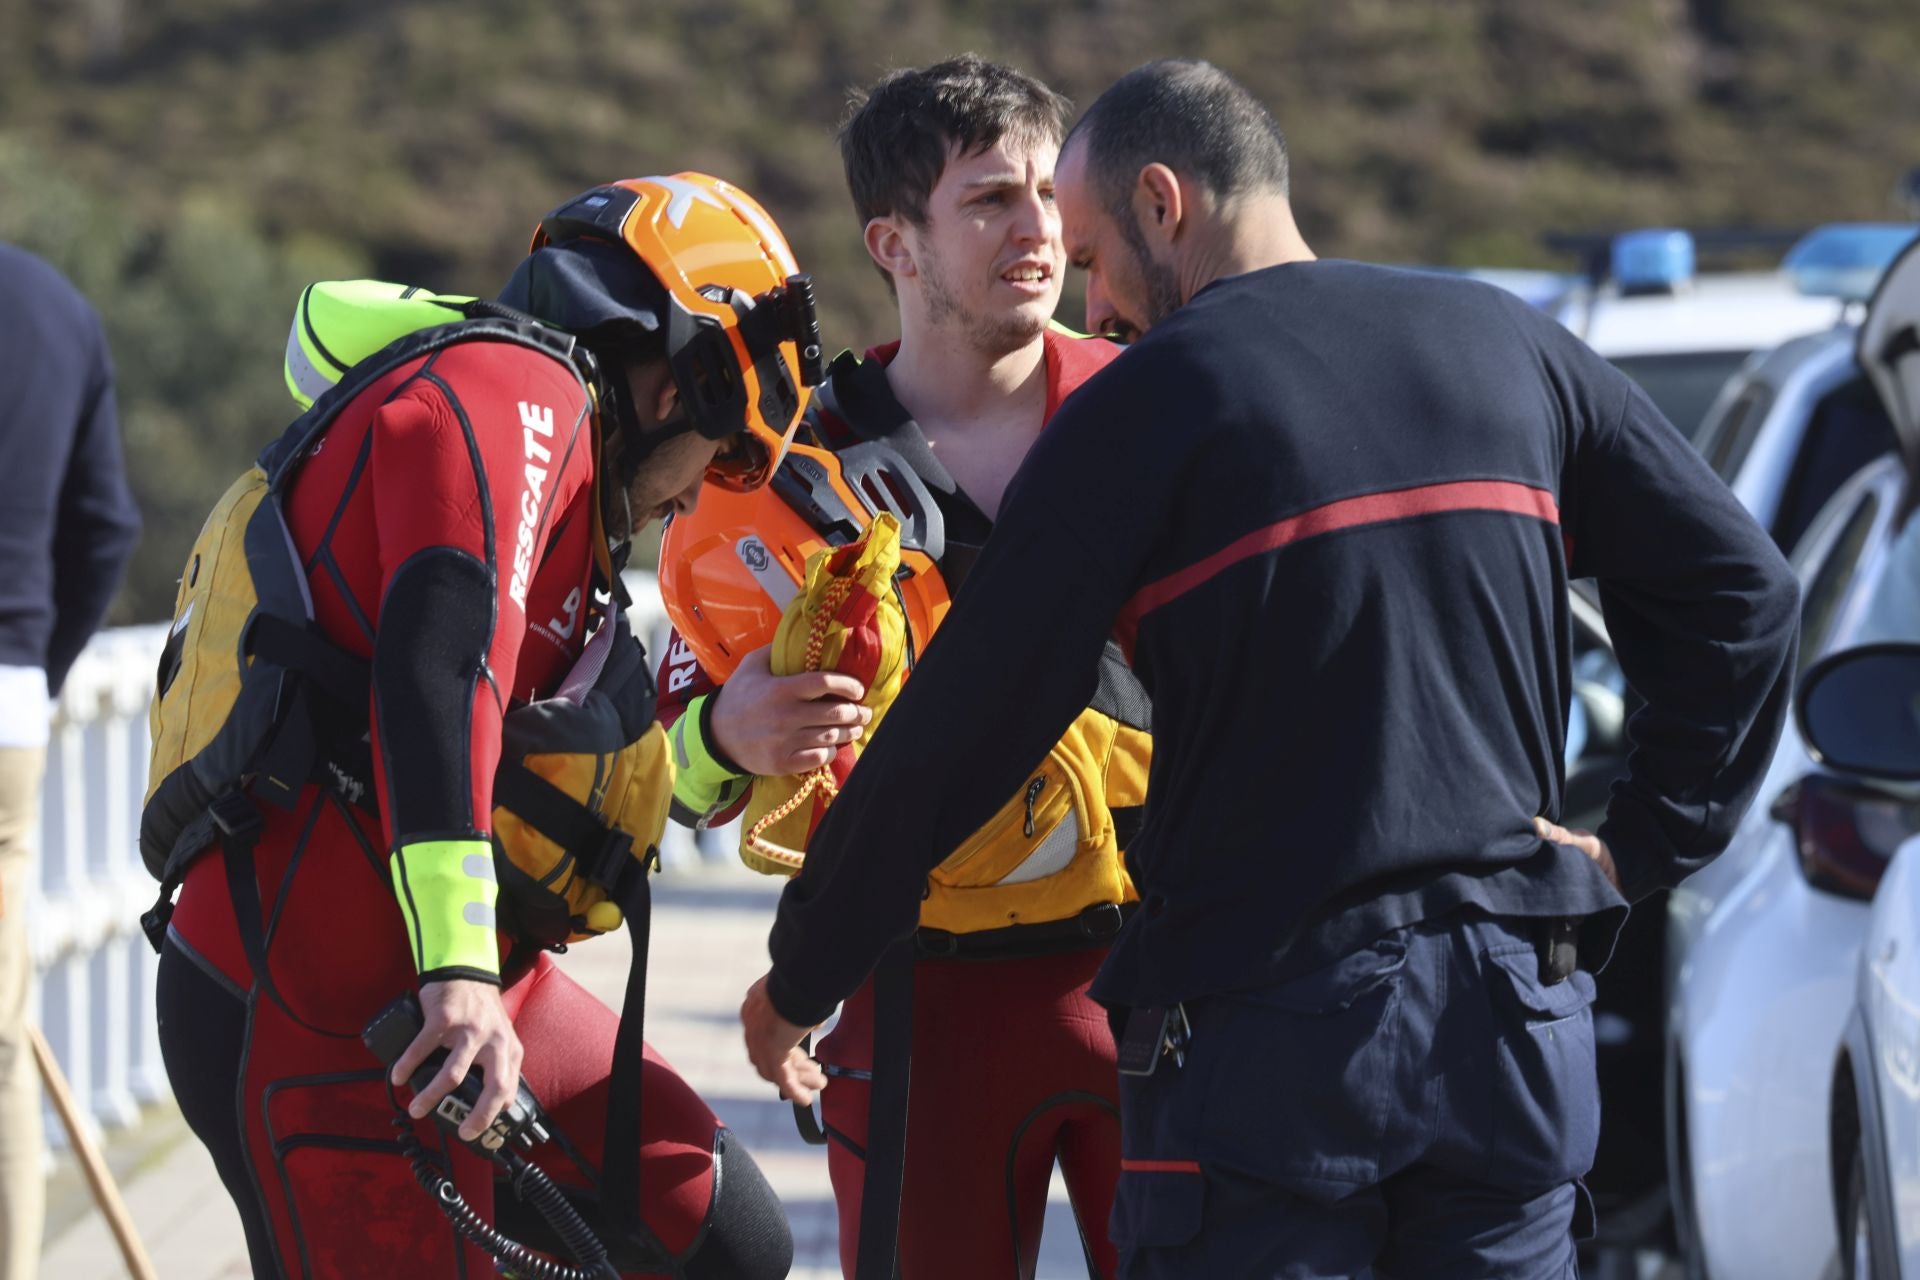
[1796, 642, 1920, 780]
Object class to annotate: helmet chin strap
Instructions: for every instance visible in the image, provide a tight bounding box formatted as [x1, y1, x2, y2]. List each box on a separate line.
[595, 357, 691, 486]
[593, 354, 706, 574]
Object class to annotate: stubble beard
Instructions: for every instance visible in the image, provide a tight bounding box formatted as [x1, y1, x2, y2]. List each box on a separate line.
[920, 244, 1050, 360]
[1119, 210, 1185, 333]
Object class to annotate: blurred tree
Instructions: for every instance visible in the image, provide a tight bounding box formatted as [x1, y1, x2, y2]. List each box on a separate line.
[0, 0, 1914, 618]
[0, 141, 365, 623]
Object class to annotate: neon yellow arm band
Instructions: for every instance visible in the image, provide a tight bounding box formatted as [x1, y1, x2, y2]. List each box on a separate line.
[389, 838, 501, 983]
[669, 692, 751, 822]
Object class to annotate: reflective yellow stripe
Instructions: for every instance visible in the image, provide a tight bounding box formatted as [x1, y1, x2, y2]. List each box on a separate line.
[669, 693, 746, 818]
[389, 838, 500, 977]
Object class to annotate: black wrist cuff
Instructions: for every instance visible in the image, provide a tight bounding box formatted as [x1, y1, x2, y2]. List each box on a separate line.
[698, 685, 750, 777]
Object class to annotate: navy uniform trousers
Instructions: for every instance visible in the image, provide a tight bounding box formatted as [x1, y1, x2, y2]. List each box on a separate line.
[1109, 912, 1599, 1279]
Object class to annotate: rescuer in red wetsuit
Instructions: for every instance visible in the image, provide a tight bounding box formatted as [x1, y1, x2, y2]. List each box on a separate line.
[155, 174, 813, 1279]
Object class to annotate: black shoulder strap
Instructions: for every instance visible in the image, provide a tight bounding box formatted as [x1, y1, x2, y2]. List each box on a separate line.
[259, 317, 590, 490]
[854, 940, 916, 1280]
[596, 875, 654, 1252]
[1088, 641, 1153, 731]
[493, 756, 659, 1251]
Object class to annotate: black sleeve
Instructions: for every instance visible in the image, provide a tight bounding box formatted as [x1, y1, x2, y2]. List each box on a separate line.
[1567, 373, 1800, 901]
[765, 359, 1168, 1025]
[47, 318, 139, 694]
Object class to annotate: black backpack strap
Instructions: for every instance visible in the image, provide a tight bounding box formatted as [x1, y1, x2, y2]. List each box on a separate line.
[247, 612, 371, 708]
[853, 940, 916, 1280]
[139, 807, 219, 953]
[208, 790, 309, 1031]
[597, 868, 654, 1249]
[260, 317, 589, 489]
[493, 758, 660, 1250]
[492, 762, 624, 865]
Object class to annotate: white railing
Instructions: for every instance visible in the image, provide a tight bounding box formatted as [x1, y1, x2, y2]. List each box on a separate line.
[26, 572, 714, 1149]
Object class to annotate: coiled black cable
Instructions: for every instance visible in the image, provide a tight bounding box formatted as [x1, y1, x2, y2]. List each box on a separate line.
[392, 1115, 619, 1280]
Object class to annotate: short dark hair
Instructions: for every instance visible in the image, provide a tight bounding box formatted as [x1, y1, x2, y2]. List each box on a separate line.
[1066, 59, 1290, 222]
[838, 54, 1072, 230]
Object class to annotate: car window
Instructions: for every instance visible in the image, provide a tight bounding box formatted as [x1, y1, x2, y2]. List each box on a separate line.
[1769, 376, 1900, 554]
[1798, 491, 1883, 675]
[1857, 508, 1920, 645]
[1702, 383, 1777, 484]
[1611, 351, 1755, 445]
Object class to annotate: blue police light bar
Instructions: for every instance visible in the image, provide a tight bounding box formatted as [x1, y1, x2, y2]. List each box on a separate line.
[1611, 229, 1695, 295]
[1783, 223, 1920, 302]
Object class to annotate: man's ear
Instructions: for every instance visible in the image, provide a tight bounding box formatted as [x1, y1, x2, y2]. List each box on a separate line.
[863, 216, 917, 281]
[1133, 163, 1186, 251]
[653, 373, 679, 423]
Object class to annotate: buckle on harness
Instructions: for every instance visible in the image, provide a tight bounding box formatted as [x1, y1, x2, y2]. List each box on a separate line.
[208, 791, 264, 843]
[578, 829, 656, 906]
[915, 927, 960, 958]
[139, 895, 174, 954]
[1078, 901, 1126, 942]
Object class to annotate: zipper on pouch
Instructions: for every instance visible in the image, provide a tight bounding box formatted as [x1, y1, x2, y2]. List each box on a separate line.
[1023, 776, 1047, 838]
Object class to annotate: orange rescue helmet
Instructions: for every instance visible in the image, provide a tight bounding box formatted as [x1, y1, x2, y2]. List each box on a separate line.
[529, 173, 826, 491]
[658, 440, 950, 680]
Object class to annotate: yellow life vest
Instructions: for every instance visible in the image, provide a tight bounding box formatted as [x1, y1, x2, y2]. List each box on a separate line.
[737, 515, 1151, 937]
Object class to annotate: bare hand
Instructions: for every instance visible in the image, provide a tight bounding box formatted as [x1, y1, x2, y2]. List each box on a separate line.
[708, 644, 872, 777]
[740, 973, 827, 1106]
[391, 978, 524, 1143]
[1535, 815, 1621, 892]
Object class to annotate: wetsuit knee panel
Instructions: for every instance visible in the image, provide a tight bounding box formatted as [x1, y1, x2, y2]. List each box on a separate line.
[683, 1128, 793, 1280]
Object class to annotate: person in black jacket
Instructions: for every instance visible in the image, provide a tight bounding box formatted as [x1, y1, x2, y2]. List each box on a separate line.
[0, 243, 139, 1280]
[740, 59, 1803, 1276]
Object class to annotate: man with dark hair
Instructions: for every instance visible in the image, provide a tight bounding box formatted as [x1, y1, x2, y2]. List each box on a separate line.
[666, 55, 1145, 1278]
[836, 54, 1071, 277]
[743, 57, 1801, 1278]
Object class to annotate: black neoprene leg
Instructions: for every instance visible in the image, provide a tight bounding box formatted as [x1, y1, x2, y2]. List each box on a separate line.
[157, 935, 282, 1278]
[681, 1128, 793, 1280]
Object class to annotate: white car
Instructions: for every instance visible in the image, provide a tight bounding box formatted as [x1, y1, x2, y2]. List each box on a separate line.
[1665, 237, 1920, 1279]
[1552, 224, 1916, 443]
[1552, 226, 1916, 1273]
[1792, 640, 1920, 1279]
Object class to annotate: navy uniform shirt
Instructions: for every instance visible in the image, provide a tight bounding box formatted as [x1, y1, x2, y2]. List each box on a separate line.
[0, 244, 139, 695]
[767, 260, 1799, 1024]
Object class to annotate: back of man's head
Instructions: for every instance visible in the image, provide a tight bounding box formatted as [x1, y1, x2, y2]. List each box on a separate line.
[1067, 59, 1290, 222]
[837, 54, 1071, 231]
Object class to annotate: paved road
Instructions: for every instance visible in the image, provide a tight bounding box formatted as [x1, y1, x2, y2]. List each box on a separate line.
[40, 862, 1093, 1278]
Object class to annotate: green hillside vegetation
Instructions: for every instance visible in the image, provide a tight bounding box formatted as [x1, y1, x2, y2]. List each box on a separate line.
[1, 0, 1916, 622]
